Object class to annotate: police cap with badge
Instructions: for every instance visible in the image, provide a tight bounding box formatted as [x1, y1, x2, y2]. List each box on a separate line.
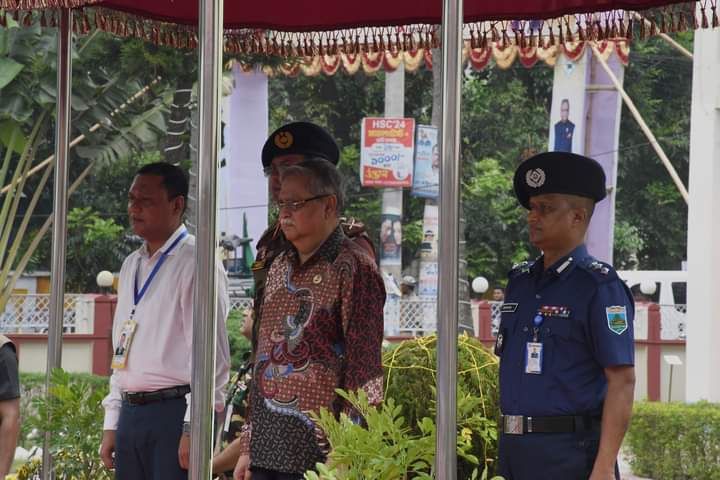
[261, 121, 340, 169]
[513, 151, 607, 208]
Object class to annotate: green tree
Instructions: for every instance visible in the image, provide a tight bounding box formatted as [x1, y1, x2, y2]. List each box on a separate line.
[261, 42, 692, 285]
[615, 34, 693, 270]
[0, 13, 172, 299]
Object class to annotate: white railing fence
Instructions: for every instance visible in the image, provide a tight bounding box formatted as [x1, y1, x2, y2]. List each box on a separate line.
[0, 294, 92, 334]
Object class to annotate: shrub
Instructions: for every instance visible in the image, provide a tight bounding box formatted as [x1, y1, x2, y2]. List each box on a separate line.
[18, 372, 108, 450]
[383, 334, 500, 478]
[17, 369, 111, 480]
[306, 389, 502, 480]
[625, 401, 720, 480]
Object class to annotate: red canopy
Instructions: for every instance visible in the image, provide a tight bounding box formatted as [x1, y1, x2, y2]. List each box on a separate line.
[1, 0, 713, 54]
[94, 0, 692, 30]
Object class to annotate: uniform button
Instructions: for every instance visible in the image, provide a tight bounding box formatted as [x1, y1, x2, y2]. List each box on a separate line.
[523, 326, 529, 332]
[535, 294, 541, 299]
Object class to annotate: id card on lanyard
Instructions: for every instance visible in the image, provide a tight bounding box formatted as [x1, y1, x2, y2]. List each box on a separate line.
[112, 229, 188, 370]
[525, 312, 544, 375]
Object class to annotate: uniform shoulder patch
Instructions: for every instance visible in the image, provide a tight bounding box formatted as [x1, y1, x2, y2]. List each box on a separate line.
[606, 306, 629, 335]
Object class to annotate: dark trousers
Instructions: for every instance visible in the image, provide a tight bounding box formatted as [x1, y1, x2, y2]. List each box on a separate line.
[115, 397, 187, 480]
[250, 467, 305, 480]
[497, 426, 620, 480]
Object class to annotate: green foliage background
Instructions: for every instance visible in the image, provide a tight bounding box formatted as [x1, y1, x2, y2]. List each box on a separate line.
[266, 36, 693, 285]
[1, 13, 694, 291]
[625, 401, 720, 480]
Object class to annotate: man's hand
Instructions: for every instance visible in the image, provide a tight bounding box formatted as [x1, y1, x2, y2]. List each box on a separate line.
[99, 430, 116, 470]
[233, 454, 251, 480]
[178, 432, 191, 470]
[591, 365, 635, 480]
[589, 470, 617, 480]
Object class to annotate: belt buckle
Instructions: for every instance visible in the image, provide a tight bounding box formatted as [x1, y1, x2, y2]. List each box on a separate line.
[504, 415, 524, 435]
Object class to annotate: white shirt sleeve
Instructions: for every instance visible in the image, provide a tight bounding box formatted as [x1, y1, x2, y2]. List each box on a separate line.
[101, 371, 123, 430]
[101, 256, 131, 430]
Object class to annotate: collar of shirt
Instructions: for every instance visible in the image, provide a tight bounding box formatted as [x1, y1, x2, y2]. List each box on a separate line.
[285, 225, 345, 270]
[533, 244, 589, 283]
[138, 224, 188, 260]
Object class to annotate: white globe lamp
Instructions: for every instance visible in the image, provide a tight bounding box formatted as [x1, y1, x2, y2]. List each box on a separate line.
[472, 276, 489, 294]
[639, 280, 657, 296]
[96, 270, 114, 289]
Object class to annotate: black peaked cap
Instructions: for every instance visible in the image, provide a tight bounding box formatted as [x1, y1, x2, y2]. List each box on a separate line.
[513, 151, 607, 209]
[261, 121, 339, 167]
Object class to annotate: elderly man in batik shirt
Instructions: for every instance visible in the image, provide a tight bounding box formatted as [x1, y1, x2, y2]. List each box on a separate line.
[234, 158, 385, 480]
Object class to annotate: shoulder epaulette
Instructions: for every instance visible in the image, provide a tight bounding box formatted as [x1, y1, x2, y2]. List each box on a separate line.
[509, 260, 533, 278]
[578, 258, 618, 282]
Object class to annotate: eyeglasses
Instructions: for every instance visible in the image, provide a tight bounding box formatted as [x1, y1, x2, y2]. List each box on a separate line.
[276, 194, 330, 212]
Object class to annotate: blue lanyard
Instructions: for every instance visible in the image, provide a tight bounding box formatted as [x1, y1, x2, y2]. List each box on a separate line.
[133, 229, 188, 315]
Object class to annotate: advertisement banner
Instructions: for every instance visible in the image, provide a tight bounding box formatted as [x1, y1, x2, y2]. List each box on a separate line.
[220, 66, 269, 258]
[418, 204, 439, 297]
[584, 52, 624, 264]
[411, 125, 439, 198]
[360, 117, 416, 187]
[379, 213, 402, 266]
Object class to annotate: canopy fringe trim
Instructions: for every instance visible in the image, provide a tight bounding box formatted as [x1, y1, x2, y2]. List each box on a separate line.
[0, 2, 711, 55]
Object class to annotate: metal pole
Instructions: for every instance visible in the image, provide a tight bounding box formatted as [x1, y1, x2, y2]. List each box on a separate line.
[190, 0, 222, 478]
[436, 0, 463, 477]
[42, 8, 72, 480]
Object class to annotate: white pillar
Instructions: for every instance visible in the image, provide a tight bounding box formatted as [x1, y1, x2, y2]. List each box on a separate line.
[686, 27, 720, 402]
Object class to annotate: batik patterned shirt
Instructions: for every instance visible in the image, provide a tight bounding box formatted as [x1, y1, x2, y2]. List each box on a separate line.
[239, 226, 385, 474]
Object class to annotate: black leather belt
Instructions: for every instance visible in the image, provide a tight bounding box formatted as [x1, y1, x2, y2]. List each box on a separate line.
[501, 414, 599, 435]
[122, 385, 191, 406]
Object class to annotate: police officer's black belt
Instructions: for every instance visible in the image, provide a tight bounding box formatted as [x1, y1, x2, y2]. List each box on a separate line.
[122, 385, 191, 406]
[501, 414, 599, 435]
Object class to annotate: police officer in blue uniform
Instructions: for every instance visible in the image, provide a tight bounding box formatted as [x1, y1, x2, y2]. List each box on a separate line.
[496, 152, 635, 480]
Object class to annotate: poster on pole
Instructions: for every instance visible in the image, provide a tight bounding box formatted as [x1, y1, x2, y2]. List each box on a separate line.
[418, 204, 439, 297]
[411, 125, 439, 198]
[548, 53, 588, 155]
[379, 213, 402, 266]
[360, 117, 415, 187]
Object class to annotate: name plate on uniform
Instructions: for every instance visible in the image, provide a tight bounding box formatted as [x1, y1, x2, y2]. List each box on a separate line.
[501, 303, 518, 313]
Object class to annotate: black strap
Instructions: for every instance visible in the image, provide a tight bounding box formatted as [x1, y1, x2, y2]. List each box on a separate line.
[503, 415, 600, 434]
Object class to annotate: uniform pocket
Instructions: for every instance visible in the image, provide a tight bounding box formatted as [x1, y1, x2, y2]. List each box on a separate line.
[543, 315, 571, 340]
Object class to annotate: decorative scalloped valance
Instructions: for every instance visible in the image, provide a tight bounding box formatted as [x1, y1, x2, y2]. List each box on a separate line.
[0, 1, 710, 57]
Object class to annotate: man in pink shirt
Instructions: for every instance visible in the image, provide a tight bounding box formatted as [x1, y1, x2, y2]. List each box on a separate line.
[99, 162, 230, 479]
